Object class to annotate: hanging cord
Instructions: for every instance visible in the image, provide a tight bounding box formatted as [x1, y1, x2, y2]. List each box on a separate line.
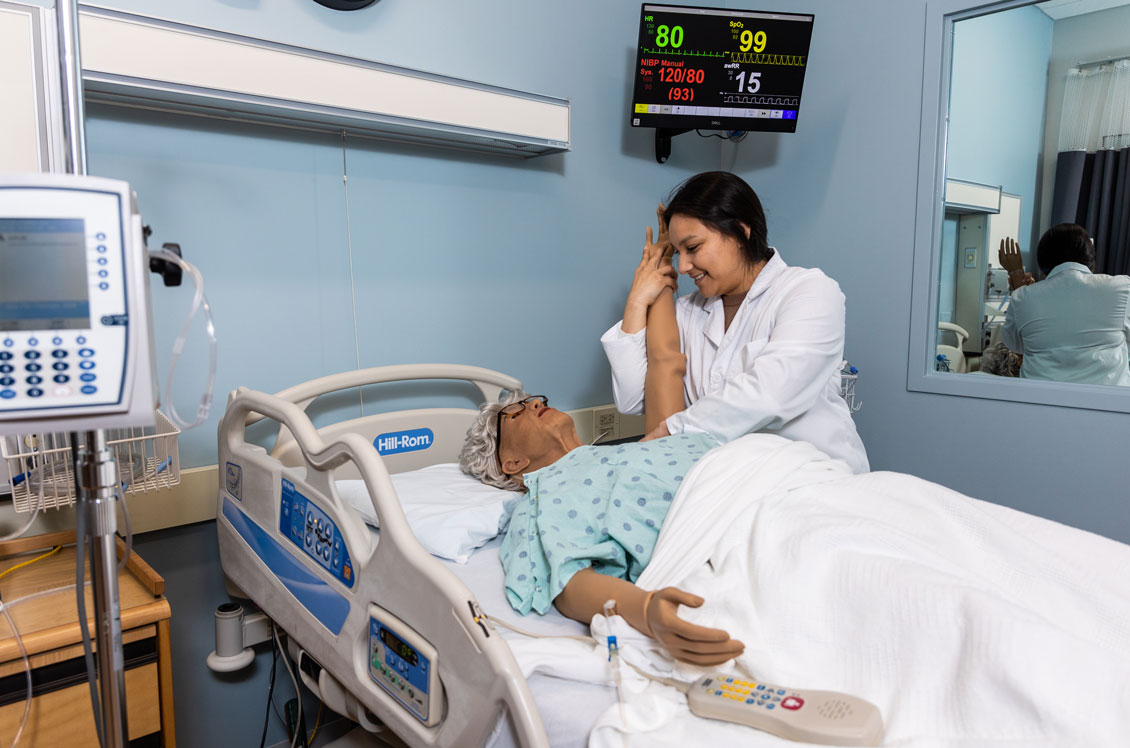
[75, 505, 105, 748]
[0, 545, 61, 583]
[148, 249, 217, 431]
[696, 129, 748, 142]
[258, 640, 279, 748]
[484, 610, 691, 694]
[308, 701, 325, 744]
[272, 623, 305, 748]
[0, 489, 44, 544]
[0, 583, 87, 747]
[115, 483, 132, 572]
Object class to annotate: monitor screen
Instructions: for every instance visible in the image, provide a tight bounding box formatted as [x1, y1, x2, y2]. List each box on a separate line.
[0, 218, 91, 332]
[631, 4, 814, 133]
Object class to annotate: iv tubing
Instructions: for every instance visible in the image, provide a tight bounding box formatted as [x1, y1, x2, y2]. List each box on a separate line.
[149, 249, 217, 431]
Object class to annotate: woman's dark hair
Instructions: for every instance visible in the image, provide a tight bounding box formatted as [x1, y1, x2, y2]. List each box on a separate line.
[663, 171, 772, 266]
[1036, 223, 1095, 275]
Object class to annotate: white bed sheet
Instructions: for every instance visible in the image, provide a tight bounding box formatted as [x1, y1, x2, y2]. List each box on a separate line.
[369, 528, 615, 747]
[445, 538, 615, 748]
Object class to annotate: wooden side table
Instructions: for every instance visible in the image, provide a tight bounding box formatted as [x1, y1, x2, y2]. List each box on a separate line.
[0, 530, 175, 747]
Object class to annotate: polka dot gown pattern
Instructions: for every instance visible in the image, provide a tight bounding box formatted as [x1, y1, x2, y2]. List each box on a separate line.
[500, 433, 719, 615]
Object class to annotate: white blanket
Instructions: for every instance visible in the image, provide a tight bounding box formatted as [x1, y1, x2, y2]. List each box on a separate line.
[508, 434, 1130, 747]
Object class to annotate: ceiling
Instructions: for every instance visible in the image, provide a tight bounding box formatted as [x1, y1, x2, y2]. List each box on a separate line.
[1036, 0, 1130, 19]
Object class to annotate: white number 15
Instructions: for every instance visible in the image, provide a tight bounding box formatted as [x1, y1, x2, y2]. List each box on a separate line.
[736, 71, 762, 93]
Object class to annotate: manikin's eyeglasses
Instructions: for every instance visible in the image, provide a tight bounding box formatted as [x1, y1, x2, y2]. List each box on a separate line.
[495, 395, 549, 468]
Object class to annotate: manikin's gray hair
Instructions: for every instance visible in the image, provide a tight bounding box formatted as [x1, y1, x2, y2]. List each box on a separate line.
[459, 389, 527, 491]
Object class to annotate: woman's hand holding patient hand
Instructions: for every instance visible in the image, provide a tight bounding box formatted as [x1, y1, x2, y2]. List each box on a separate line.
[623, 205, 678, 333]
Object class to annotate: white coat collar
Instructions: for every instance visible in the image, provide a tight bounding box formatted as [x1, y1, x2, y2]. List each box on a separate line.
[1045, 261, 1091, 280]
[703, 249, 785, 346]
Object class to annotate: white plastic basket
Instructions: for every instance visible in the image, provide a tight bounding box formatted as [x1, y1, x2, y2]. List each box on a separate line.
[839, 361, 862, 413]
[1, 410, 181, 513]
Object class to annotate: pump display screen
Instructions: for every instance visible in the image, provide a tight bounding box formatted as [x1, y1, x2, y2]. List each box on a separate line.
[381, 626, 418, 666]
[631, 4, 814, 133]
[0, 218, 90, 332]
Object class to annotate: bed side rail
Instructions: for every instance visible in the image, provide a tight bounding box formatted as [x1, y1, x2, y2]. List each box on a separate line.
[244, 364, 522, 426]
[217, 386, 550, 748]
[247, 364, 521, 468]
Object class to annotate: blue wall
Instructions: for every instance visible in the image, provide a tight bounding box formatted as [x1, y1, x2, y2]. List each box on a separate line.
[87, 0, 721, 468]
[86, 2, 719, 745]
[947, 5, 1052, 259]
[84, 1, 1130, 746]
[719, 0, 1127, 546]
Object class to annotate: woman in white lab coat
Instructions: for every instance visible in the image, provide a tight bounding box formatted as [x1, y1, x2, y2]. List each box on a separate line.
[600, 171, 869, 473]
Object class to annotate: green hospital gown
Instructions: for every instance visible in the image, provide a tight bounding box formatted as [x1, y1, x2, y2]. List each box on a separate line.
[500, 433, 719, 615]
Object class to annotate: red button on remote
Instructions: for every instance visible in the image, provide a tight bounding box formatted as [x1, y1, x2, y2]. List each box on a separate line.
[782, 696, 804, 710]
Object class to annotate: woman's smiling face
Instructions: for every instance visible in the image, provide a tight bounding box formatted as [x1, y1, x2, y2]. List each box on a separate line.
[668, 214, 756, 298]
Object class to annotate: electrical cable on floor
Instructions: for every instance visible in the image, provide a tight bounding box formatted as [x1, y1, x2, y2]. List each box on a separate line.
[258, 640, 279, 748]
[0, 545, 61, 583]
[272, 623, 304, 748]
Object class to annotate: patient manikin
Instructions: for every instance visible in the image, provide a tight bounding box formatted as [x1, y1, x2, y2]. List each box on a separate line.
[460, 213, 745, 668]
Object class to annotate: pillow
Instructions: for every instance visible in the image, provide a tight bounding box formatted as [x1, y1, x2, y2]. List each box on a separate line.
[335, 463, 522, 563]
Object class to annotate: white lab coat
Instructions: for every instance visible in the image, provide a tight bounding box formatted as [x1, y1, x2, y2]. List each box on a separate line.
[601, 250, 869, 474]
[1001, 262, 1130, 386]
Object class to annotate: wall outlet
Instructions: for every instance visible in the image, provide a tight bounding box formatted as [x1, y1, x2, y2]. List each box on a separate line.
[592, 405, 620, 441]
[566, 404, 646, 444]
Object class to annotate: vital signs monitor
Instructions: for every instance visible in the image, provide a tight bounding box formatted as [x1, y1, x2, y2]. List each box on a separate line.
[631, 4, 815, 133]
[0, 173, 156, 433]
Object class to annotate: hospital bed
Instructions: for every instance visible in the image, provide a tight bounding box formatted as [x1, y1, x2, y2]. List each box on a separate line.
[215, 364, 611, 748]
[216, 364, 1130, 748]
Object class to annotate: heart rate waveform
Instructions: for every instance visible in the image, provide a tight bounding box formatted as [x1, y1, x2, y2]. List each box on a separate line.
[639, 47, 727, 58]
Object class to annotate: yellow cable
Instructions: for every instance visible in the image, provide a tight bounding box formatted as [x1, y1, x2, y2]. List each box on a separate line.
[0, 545, 62, 583]
[308, 701, 324, 744]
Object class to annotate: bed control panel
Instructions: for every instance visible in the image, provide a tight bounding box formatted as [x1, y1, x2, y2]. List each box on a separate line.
[687, 675, 883, 746]
[280, 478, 355, 588]
[367, 603, 443, 726]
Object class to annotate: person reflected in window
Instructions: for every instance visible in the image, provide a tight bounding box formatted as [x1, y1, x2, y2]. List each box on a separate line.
[1000, 224, 1130, 385]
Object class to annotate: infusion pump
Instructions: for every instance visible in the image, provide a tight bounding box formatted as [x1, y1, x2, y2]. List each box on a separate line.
[0, 173, 157, 433]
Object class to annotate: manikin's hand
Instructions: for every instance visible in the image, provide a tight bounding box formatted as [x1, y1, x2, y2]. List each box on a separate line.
[998, 237, 1025, 274]
[627, 205, 678, 310]
[999, 238, 1035, 290]
[645, 587, 745, 666]
[640, 419, 671, 442]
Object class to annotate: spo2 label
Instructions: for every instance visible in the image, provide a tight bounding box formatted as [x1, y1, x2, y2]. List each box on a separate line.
[374, 428, 434, 455]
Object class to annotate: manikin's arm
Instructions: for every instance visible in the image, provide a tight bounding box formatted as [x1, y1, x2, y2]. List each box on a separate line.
[555, 568, 744, 666]
[644, 284, 686, 434]
[635, 205, 687, 434]
[556, 212, 740, 666]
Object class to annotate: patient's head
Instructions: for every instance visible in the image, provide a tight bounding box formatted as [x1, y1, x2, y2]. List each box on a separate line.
[459, 391, 582, 491]
[1036, 223, 1095, 275]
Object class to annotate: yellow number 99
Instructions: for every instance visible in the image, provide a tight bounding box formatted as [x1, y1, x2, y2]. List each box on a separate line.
[739, 29, 752, 52]
[753, 30, 767, 53]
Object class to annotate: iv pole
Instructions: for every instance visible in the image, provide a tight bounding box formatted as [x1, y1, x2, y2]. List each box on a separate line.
[56, 1, 131, 745]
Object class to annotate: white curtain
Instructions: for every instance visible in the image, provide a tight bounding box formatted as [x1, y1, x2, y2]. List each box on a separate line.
[1058, 59, 1130, 152]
